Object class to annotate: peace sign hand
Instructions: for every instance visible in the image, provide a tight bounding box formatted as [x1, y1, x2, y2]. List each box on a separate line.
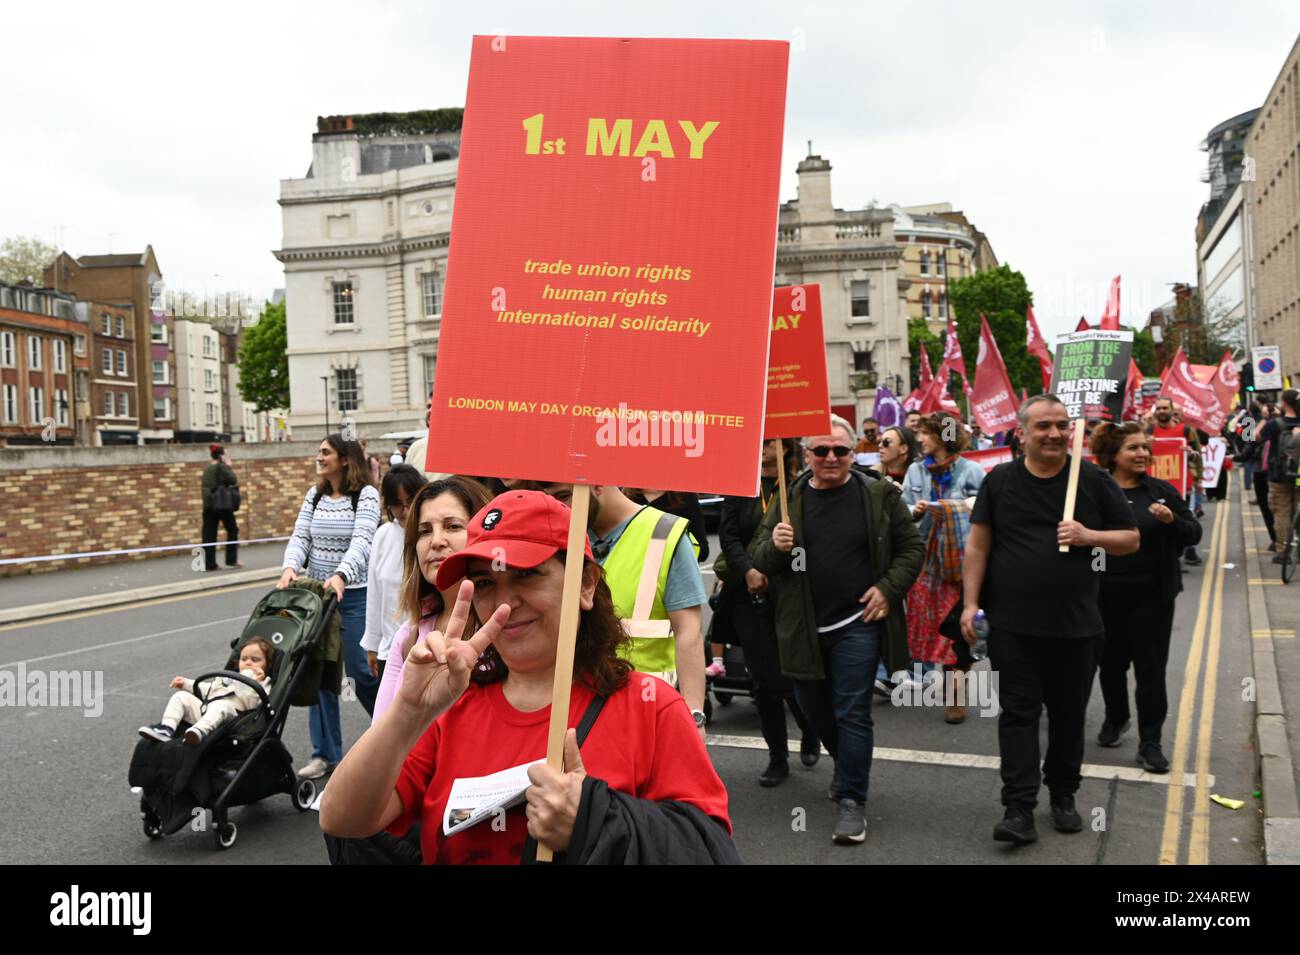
[395, 579, 510, 724]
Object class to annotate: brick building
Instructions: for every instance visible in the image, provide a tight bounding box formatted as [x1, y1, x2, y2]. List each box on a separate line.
[44, 247, 175, 442]
[83, 300, 141, 444]
[0, 283, 88, 446]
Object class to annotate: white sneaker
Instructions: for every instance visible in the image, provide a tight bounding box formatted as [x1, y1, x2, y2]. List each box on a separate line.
[297, 757, 330, 780]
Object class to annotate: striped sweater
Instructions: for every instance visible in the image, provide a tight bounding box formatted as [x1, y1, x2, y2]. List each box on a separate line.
[281, 485, 382, 588]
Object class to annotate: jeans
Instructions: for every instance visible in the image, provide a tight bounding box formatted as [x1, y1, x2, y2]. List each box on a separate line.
[793, 622, 880, 804]
[308, 586, 377, 763]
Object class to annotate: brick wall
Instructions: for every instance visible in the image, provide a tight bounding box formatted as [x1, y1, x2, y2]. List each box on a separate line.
[0, 441, 395, 576]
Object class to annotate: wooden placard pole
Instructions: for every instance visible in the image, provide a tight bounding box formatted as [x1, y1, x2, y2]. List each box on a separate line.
[772, 439, 790, 524]
[1059, 418, 1087, 553]
[535, 482, 591, 863]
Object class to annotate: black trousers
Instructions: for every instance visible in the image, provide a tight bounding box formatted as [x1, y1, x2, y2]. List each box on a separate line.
[728, 588, 817, 760]
[989, 629, 1100, 809]
[1254, 470, 1277, 542]
[201, 508, 239, 570]
[1098, 582, 1175, 745]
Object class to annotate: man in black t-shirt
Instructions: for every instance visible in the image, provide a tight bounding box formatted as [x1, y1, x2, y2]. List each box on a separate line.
[961, 395, 1139, 844]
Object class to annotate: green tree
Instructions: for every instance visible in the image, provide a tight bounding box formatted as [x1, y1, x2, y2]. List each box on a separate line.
[946, 264, 1036, 397]
[1127, 327, 1156, 376]
[907, 317, 943, 390]
[0, 235, 57, 285]
[237, 300, 289, 412]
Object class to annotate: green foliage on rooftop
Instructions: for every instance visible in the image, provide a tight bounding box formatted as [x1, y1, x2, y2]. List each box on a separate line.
[345, 109, 464, 136]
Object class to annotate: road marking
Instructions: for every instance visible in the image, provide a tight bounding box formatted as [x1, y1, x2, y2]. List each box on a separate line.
[705, 734, 1208, 787]
[1253, 629, 1295, 639]
[1190, 496, 1230, 865]
[1160, 500, 1226, 864]
[1248, 579, 1282, 585]
[0, 616, 247, 668]
[0, 580, 269, 633]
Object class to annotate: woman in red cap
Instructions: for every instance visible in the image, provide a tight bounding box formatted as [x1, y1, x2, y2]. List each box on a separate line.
[321, 490, 736, 864]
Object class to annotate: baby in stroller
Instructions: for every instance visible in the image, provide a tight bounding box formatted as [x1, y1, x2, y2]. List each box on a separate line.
[138, 638, 274, 746]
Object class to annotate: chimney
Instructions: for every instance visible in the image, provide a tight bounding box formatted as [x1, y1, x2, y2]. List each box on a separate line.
[796, 154, 834, 217]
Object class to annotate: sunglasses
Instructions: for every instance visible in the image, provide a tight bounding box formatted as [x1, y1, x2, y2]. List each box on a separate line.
[879, 439, 896, 448]
[810, 445, 853, 458]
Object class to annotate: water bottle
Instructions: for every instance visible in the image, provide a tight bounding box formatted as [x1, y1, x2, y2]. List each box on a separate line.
[971, 610, 990, 662]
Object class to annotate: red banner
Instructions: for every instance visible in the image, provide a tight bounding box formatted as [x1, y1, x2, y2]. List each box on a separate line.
[941, 316, 969, 393]
[1123, 358, 1143, 419]
[765, 284, 830, 439]
[1159, 346, 1225, 434]
[1211, 349, 1240, 418]
[425, 37, 789, 495]
[966, 446, 1013, 474]
[970, 314, 1019, 433]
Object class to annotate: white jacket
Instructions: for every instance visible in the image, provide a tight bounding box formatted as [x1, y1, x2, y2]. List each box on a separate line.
[181, 669, 272, 712]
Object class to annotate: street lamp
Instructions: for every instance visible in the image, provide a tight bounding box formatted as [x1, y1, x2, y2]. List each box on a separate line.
[321, 375, 330, 436]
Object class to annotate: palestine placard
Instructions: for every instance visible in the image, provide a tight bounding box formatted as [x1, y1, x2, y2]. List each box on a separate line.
[1048, 329, 1134, 422]
[426, 36, 789, 496]
[765, 284, 831, 439]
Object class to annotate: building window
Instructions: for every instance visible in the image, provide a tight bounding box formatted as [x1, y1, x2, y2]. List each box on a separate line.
[422, 353, 437, 401]
[154, 396, 171, 420]
[151, 323, 167, 344]
[28, 336, 41, 369]
[116, 349, 127, 376]
[116, 316, 126, 338]
[74, 334, 86, 356]
[919, 250, 930, 276]
[936, 250, 947, 277]
[119, 392, 130, 418]
[102, 348, 113, 374]
[335, 368, 358, 412]
[422, 271, 443, 318]
[101, 313, 112, 335]
[922, 290, 932, 319]
[850, 280, 871, 318]
[75, 372, 87, 401]
[202, 336, 214, 358]
[205, 368, 215, 391]
[333, 282, 355, 325]
[152, 360, 168, 384]
[54, 339, 67, 373]
[55, 389, 69, 426]
[104, 391, 114, 417]
[0, 331, 13, 366]
[939, 292, 948, 320]
[206, 402, 217, 426]
[29, 386, 44, 422]
[2, 384, 16, 423]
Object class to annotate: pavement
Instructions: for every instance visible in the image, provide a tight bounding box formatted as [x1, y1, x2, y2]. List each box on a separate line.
[0, 488, 1290, 864]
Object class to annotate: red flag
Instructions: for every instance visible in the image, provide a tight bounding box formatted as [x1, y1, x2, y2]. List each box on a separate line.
[1025, 305, 1054, 392]
[940, 316, 970, 394]
[919, 346, 934, 387]
[1075, 316, 1090, 332]
[1099, 275, 1121, 330]
[919, 372, 960, 415]
[1159, 346, 1225, 433]
[1122, 358, 1143, 419]
[970, 314, 1020, 433]
[902, 389, 924, 412]
[1211, 349, 1240, 416]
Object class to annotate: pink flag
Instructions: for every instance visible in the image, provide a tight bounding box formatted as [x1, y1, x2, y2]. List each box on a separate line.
[1159, 346, 1225, 433]
[1025, 306, 1054, 392]
[941, 316, 970, 394]
[970, 314, 1020, 433]
[1099, 276, 1121, 331]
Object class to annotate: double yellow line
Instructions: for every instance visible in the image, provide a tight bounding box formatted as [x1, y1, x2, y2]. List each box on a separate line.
[1158, 494, 1231, 864]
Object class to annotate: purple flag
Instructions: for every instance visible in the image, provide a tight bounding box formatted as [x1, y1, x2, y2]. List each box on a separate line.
[873, 385, 903, 429]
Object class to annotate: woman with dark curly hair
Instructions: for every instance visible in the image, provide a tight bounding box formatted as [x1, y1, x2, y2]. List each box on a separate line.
[322, 490, 735, 864]
[1090, 422, 1200, 773]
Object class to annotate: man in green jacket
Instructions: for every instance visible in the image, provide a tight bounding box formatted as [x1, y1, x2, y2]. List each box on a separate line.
[751, 416, 923, 846]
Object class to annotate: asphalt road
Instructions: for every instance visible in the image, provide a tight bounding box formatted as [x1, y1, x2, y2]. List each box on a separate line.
[0, 502, 1263, 864]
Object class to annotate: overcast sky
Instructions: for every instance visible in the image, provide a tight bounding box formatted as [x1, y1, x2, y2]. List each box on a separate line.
[4, 1, 1296, 343]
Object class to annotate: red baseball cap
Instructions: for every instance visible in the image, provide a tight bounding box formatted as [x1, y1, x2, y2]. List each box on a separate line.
[433, 490, 594, 591]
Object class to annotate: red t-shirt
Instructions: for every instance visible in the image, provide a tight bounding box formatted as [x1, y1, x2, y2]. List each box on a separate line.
[389, 674, 730, 865]
[1151, 423, 1187, 441]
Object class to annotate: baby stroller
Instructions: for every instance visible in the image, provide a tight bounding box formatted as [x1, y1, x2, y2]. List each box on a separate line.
[128, 582, 340, 850]
[703, 582, 755, 721]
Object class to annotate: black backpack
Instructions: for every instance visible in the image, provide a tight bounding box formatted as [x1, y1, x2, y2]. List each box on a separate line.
[311, 487, 362, 513]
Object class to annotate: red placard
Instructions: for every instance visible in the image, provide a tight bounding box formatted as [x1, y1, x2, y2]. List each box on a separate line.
[1148, 437, 1189, 496]
[426, 36, 789, 496]
[765, 284, 830, 439]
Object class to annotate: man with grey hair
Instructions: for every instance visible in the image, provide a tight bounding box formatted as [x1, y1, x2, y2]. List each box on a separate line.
[752, 415, 923, 846]
[961, 394, 1138, 844]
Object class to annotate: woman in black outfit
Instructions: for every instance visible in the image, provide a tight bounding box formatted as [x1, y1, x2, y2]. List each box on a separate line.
[715, 439, 819, 786]
[1091, 422, 1202, 773]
